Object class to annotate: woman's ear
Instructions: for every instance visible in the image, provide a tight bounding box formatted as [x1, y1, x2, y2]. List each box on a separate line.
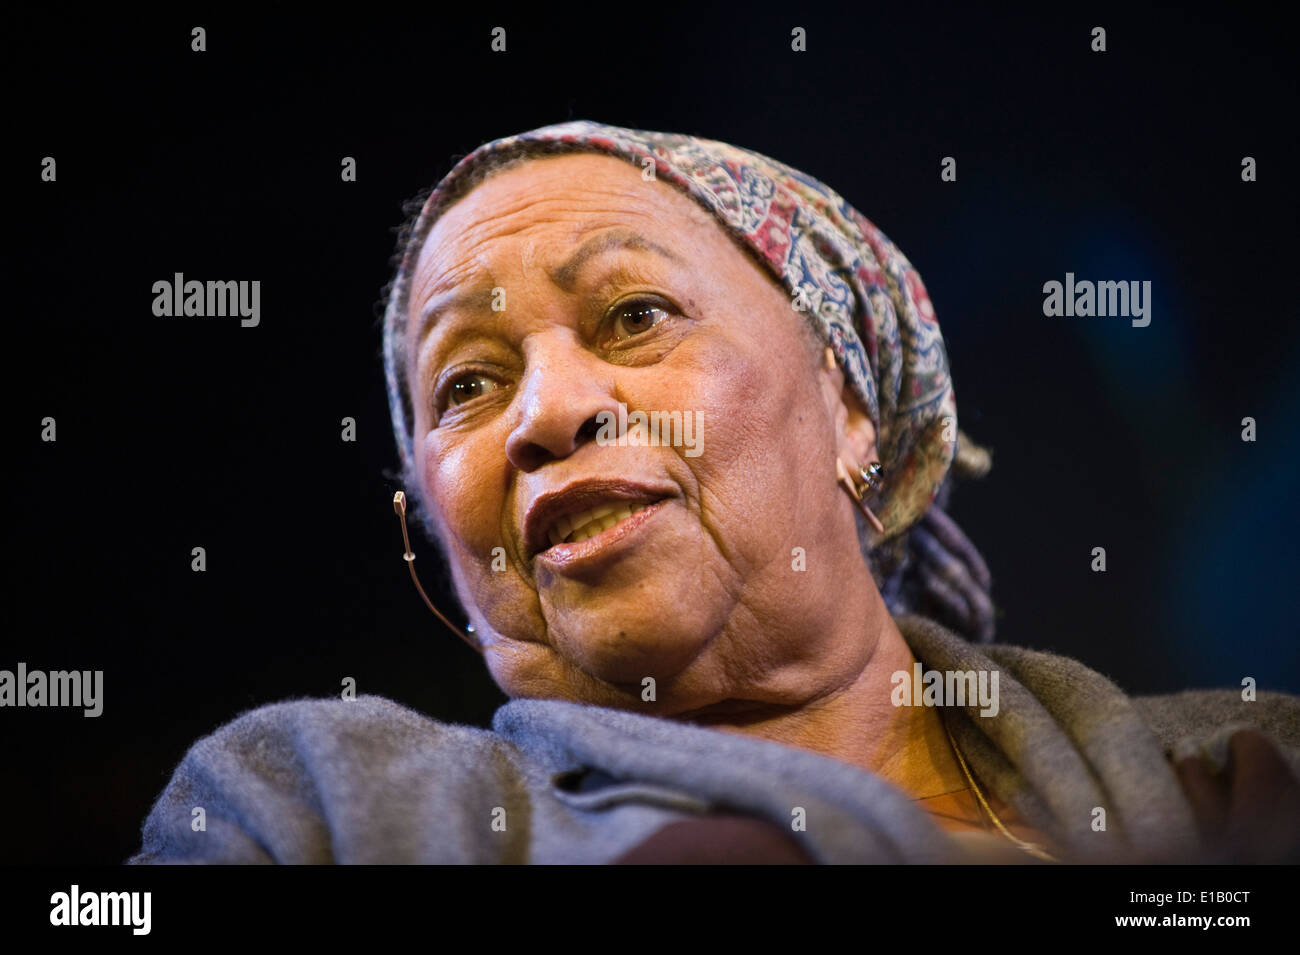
[818, 346, 878, 466]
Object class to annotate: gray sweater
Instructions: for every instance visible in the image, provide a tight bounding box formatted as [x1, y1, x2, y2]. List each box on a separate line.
[128, 614, 1300, 864]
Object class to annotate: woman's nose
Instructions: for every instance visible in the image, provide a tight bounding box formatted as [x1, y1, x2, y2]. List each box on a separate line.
[504, 335, 620, 472]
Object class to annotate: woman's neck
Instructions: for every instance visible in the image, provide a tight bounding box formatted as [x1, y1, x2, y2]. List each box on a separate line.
[691, 607, 971, 803]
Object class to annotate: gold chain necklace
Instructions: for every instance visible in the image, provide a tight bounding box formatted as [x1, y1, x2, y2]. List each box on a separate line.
[941, 720, 1059, 863]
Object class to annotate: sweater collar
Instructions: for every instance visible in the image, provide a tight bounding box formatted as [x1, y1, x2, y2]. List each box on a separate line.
[491, 613, 1200, 861]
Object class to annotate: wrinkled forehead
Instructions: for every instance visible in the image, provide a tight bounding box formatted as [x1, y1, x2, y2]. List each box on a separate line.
[408, 152, 729, 311]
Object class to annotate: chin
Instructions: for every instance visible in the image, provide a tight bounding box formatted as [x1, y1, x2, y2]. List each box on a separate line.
[543, 596, 721, 687]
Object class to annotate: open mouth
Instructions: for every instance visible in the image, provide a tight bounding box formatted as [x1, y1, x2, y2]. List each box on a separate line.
[544, 501, 655, 548]
[524, 480, 674, 561]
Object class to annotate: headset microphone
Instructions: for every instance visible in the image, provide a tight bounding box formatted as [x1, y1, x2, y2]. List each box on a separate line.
[392, 491, 481, 652]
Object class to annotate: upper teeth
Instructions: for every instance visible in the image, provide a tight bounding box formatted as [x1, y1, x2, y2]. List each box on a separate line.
[546, 501, 650, 547]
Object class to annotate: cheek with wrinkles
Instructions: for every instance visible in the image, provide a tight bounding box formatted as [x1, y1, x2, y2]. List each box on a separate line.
[426, 436, 503, 553]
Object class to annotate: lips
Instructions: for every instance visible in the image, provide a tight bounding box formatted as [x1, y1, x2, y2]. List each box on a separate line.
[544, 500, 655, 548]
[523, 479, 672, 560]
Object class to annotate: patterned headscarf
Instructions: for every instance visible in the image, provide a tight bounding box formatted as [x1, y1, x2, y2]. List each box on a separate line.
[381, 121, 996, 641]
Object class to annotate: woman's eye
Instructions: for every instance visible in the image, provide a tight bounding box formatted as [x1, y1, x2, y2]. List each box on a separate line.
[447, 373, 500, 408]
[608, 299, 670, 342]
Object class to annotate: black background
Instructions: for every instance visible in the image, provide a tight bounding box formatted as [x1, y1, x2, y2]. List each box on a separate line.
[8, 5, 1298, 865]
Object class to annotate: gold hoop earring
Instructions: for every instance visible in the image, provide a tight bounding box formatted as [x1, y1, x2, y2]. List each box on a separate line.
[859, 461, 884, 495]
[836, 457, 886, 534]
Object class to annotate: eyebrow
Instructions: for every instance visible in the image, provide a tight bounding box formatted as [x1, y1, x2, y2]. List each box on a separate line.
[548, 228, 682, 292]
[414, 228, 684, 348]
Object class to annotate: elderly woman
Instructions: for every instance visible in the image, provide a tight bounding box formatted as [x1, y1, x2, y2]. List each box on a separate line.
[130, 122, 1300, 864]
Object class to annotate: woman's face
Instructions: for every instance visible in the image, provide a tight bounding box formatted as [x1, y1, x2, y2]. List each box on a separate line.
[406, 153, 876, 715]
